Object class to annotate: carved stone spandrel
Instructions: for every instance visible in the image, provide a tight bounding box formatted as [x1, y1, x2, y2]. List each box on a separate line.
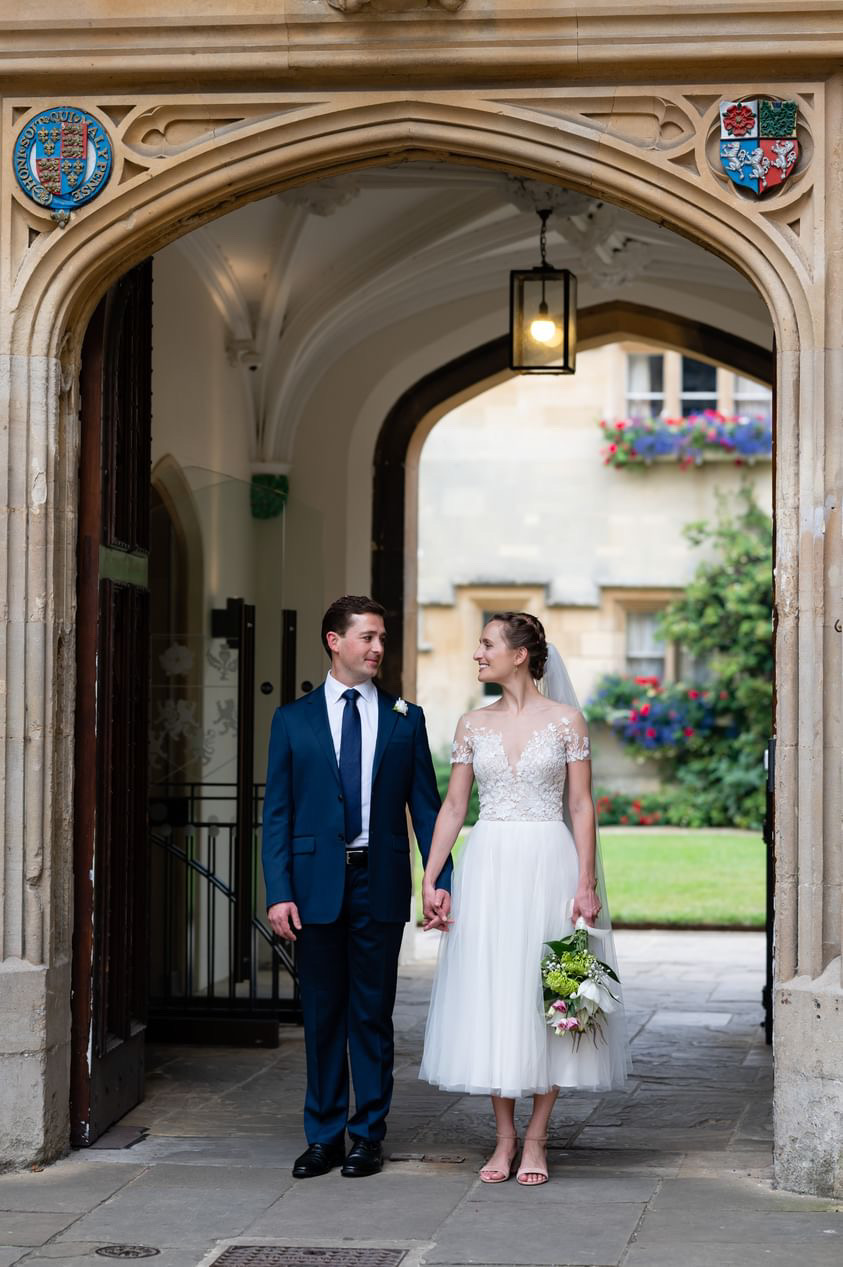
[327, 0, 466, 11]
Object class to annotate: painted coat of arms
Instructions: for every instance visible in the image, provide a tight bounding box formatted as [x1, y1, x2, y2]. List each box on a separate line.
[719, 99, 799, 195]
[13, 108, 112, 213]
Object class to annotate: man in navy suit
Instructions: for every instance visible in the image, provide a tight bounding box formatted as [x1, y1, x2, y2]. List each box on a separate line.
[263, 595, 452, 1178]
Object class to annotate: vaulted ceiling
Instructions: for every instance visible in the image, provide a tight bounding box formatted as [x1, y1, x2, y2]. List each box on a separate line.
[160, 162, 772, 464]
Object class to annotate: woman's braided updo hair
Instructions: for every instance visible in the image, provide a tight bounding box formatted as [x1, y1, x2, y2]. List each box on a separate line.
[486, 611, 549, 681]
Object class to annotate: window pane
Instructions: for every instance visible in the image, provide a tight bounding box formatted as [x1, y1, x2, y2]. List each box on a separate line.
[678, 646, 711, 684]
[733, 374, 772, 421]
[626, 611, 664, 657]
[626, 611, 666, 679]
[733, 374, 769, 396]
[681, 357, 717, 394]
[627, 354, 664, 394]
[626, 654, 665, 678]
[627, 394, 664, 420]
[681, 395, 718, 416]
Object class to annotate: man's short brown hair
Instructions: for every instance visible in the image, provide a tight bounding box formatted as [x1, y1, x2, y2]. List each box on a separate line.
[321, 595, 386, 655]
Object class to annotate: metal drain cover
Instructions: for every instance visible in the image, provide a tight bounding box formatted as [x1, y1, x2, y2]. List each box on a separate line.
[95, 1249, 160, 1260]
[211, 1251, 405, 1267]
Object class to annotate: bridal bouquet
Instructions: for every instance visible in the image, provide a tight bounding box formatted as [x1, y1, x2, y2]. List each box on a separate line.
[541, 919, 620, 1047]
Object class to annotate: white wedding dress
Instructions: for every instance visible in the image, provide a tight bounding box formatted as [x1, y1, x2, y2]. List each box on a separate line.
[419, 709, 628, 1098]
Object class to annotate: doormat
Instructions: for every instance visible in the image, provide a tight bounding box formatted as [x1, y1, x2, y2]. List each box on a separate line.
[90, 1126, 148, 1149]
[210, 1251, 406, 1267]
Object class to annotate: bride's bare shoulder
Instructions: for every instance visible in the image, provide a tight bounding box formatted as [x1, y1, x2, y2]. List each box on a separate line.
[462, 703, 502, 724]
[546, 700, 585, 726]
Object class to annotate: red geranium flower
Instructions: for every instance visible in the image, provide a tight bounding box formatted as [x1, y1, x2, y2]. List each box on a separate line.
[616, 421, 626, 431]
[719, 690, 728, 700]
[608, 442, 618, 454]
[688, 689, 700, 700]
[645, 727, 657, 739]
[639, 703, 650, 717]
[723, 103, 757, 137]
[619, 815, 629, 825]
[683, 726, 695, 737]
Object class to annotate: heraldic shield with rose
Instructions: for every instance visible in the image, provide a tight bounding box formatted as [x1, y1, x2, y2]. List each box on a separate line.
[719, 99, 799, 195]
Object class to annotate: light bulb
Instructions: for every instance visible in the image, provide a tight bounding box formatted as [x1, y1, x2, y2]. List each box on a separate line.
[528, 316, 564, 347]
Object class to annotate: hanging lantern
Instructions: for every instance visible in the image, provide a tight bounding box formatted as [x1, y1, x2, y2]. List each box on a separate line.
[510, 207, 577, 374]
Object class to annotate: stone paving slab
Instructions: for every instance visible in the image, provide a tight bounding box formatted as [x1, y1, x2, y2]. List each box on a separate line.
[0, 1213, 79, 1248]
[468, 1169, 658, 1204]
[245, 1168, 474, 1241]
[652, 1175, 843, 1212]
[624, 1246, 843, 1267]
[0, 1250, 27, 1267]
[15, 1246, 201, 1267]
[632, 1207, 843, 1250]
[55, 1163, 291, 1250]
[425, 1196, 645, 1264]
[0, 1161, 143, 1212]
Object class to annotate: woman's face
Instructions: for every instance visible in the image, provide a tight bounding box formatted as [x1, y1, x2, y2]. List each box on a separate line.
[474, 621, 523, 686]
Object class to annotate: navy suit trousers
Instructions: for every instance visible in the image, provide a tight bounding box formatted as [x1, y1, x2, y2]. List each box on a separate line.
[295, 864, 405, 1146]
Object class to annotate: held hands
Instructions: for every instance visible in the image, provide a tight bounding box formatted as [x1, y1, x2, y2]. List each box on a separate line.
[267, 901, 302, 942]
[422, 881, 452, 932]
[571, 883, 601, 926]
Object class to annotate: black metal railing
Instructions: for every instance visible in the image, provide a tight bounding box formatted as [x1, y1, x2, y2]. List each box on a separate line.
[147, 781, 301, 1044]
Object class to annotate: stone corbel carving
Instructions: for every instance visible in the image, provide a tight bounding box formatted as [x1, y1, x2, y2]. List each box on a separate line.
[327, 0, 466, 12]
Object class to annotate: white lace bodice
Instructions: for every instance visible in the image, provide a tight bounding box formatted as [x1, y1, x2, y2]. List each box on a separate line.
[450, 714, 590, 822]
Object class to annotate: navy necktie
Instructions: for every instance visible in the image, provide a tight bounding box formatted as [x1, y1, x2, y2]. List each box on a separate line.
[339, 688, 363, 843]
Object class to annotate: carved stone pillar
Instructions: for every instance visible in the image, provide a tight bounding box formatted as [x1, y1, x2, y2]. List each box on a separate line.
[0, 348, 74, 1163]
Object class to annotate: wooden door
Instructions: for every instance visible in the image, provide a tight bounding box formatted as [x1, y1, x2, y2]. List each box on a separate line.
[71, 261, 153, 1145]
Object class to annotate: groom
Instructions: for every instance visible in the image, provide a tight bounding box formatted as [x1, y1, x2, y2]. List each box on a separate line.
[263, 595, 452, 1178]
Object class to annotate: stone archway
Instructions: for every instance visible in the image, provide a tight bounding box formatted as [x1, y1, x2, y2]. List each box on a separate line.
[1, 89, 836, 1192]
[371, 299, 775, 697]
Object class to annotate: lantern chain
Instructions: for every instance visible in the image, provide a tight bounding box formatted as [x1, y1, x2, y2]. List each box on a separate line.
[537, 207, 552, 267]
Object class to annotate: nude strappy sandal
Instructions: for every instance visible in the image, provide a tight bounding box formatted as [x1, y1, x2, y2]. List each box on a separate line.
[479, 1134, 518, 1183]
[516, 1134, 549, 1186]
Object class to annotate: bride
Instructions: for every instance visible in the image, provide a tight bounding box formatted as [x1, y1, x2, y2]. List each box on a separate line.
[418, 612, 627, 1186]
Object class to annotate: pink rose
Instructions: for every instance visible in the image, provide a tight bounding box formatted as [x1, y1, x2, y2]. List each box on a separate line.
[552, 1000, 567, 1013]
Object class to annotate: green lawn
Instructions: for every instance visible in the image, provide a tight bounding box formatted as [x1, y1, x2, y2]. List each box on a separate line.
[601, 829, 765, 927]
[415, 829, 765, 928]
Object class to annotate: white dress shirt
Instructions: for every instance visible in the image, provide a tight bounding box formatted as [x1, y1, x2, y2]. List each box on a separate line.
[324, 671, 379, 848]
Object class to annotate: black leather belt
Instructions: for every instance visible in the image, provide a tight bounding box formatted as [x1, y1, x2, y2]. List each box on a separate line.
[345, 847, 368, 868]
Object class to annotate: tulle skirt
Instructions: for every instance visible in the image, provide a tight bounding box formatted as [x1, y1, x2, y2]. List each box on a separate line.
[419, 818, 628, 1098]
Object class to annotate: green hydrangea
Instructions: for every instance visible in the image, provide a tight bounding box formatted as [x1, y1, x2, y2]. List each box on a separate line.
[545, 969, 579, 997]
[560, 951, 594, 977]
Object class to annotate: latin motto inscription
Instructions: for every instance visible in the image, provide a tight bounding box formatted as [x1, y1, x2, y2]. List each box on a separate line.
[13, 107, 113, 213]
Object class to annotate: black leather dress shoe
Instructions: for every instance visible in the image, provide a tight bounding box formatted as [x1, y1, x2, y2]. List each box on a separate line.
[292, 1141, 345, 1179]
[341, 1137, 383, 1178]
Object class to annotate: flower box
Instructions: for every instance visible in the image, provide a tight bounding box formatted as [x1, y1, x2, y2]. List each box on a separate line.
[599, 410, 772, 470]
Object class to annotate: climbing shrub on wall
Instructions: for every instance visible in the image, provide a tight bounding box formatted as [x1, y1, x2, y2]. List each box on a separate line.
[586, 487, 773, 828]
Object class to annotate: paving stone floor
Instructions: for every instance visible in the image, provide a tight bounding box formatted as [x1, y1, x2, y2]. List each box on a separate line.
[2, 930, 842, 1267]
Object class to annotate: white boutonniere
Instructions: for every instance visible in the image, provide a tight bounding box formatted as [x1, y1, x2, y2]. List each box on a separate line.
[393, 697, 409, 716]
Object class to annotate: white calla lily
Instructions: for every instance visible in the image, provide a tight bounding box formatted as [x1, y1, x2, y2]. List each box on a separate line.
[576, 978, 618, 1014]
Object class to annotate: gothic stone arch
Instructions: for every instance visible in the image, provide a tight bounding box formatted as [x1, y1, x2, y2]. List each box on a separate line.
[0, 88, 839, 1195]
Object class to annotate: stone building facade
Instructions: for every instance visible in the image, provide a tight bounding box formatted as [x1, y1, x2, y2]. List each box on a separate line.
[0, 2, 841, 1198]
[415, 346, 772, 753]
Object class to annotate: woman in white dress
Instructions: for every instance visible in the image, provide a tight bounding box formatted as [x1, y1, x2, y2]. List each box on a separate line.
[419, 612, 627, 1186]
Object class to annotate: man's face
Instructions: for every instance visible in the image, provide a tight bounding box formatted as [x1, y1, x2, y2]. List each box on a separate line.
[327, 613, 386, 684]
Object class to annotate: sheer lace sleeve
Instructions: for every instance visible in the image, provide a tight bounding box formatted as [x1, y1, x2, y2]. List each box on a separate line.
[562, 711, 591, 763]
[450, 715, 474, 765]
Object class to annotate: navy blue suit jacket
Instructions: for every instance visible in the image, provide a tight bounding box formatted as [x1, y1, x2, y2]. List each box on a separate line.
[262, 684, 451, 924]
